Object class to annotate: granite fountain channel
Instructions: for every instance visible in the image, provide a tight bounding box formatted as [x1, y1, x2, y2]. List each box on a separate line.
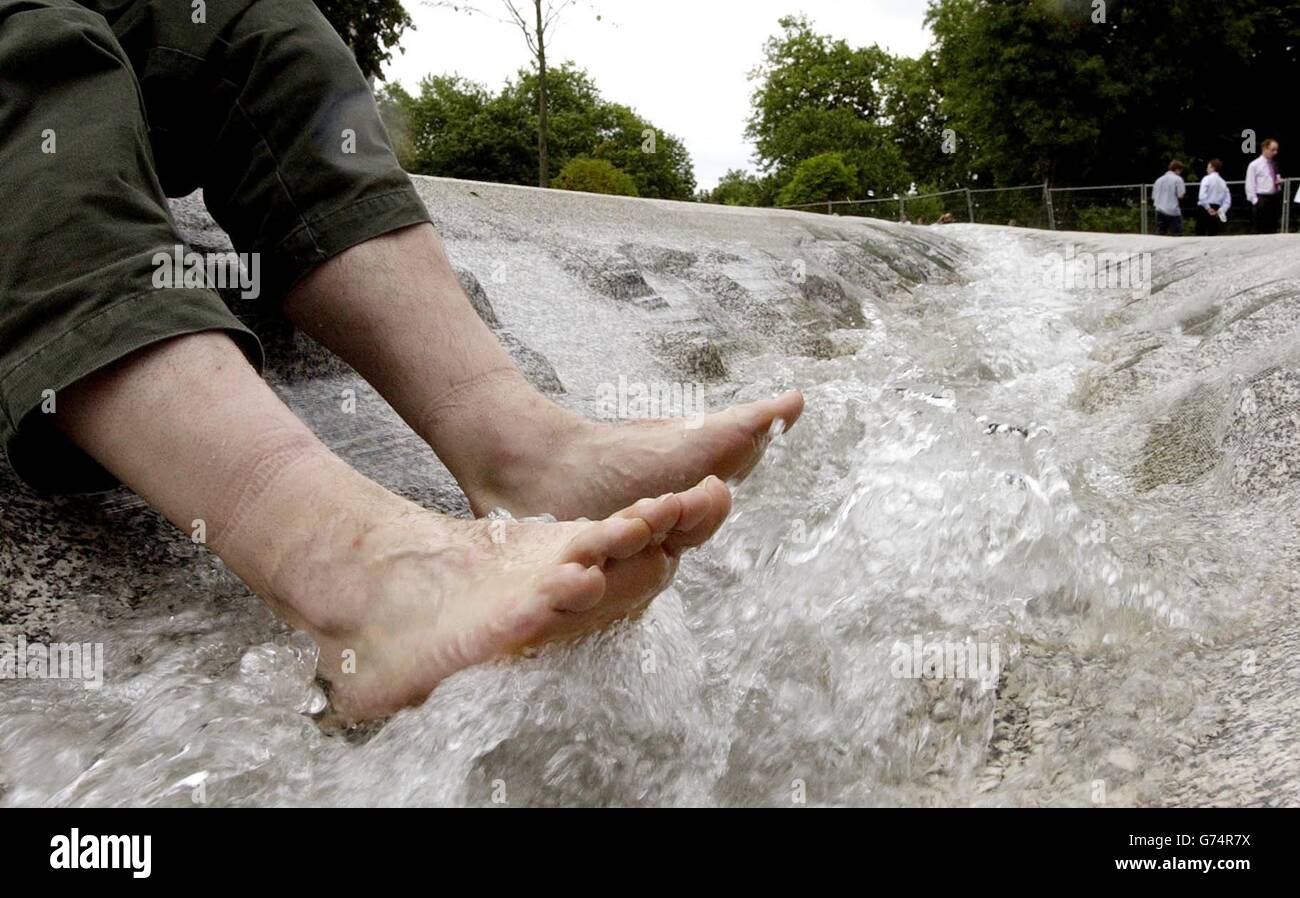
[2, 177, 1299, 806]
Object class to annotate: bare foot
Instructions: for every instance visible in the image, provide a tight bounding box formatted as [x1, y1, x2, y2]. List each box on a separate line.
[271, 474, 732, 722]
[280, 225, 802, 521]
[462, 390, 803, 520]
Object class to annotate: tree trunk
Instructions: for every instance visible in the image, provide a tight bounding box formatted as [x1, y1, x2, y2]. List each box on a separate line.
[535, 0, 550, 188]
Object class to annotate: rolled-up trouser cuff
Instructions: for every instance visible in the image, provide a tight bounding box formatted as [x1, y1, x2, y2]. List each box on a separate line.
[266, 183, 432, 298]
[0, 287, 264, 495]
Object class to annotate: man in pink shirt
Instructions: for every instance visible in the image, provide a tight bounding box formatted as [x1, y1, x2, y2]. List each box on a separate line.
[1245, 139, 1283, 233]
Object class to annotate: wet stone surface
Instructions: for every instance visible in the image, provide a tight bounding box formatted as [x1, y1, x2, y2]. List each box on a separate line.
[4, 180, 1300, 807]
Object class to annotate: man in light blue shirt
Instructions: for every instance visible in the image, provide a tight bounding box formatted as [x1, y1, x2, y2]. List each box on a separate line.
[1195, 159, 1231, 236]
[1152, 160, 1187, 236]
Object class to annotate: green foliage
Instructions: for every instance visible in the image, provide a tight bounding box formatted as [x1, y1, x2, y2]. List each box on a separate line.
[1075, 203, 1143, 233]
[901, 184, 957, 223]
[775, 153, 858, 207]
[312, 0, 413, 80]
[738, 1, 1298, 208]
[378, 75, 532, 182]
[589, 104, 696, 200]
[700, 169, 779, 206]
[881, 52, 957, 189]
[375, 83, 416, 169]
[552, 157, 639, 196]
[380, 63, 695, 199]
[747, 16, 910, 199]
[925, 0, 1299, 186]
[377, 1, 1300, 215]
[503, 65, 611, 172]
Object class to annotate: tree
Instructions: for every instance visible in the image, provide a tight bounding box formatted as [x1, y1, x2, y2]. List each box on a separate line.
[553, 157, 639, 195]
[313, 0, 413, 81]
[433, 1, 604, 187]
[501, 64, 616, 177]
[700, 169, 771, 206]
[775, 153, 858, 207]
[927, 0, 1135, 185]
[378, 75, 534, 182]
[379, 63, 695, 198]
[375, 83, 418, 169]
[587, 103, 696, 200]
[747, 16, 909, 199]
[923, 0, 1298, 186]
[880, 51, 959, 189]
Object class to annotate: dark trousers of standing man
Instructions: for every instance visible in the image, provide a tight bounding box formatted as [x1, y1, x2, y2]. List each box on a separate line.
[1253, 193, 1282, 234]
[1155, 212, 1183, 236]
[1195, 206, 1223, 236]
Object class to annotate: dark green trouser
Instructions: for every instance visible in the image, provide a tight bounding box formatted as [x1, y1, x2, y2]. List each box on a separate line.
[0, 0, 430, 493]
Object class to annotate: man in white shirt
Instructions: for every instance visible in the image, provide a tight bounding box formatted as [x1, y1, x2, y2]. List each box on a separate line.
[1245, 138, 1282, 233]
[1196, 159, 1231, 236]
[1152, 159, 1187, 236]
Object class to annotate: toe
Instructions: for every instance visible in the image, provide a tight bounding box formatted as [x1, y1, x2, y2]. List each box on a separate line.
[613, 491, 684, 539]
[543, 562, 607, 613]
[703, 391, 805, 488]
[601, 546, 679, 618]
[671, 477, 715, 534]
[561, 515, 653, 567]
[771, 389, 805, 432]
[495, 562, 607, 645]
[664, 476, 732, 555]
[734, 389, 804, 435]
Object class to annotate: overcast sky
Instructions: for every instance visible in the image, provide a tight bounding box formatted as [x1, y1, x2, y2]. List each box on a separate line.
[381, 1, 934, 191]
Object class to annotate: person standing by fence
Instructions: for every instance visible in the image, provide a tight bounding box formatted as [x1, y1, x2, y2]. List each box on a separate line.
[1196, 159, 1231, 236]
[1246, 139, 1283, 233]
[1153, 160, 1187, 235]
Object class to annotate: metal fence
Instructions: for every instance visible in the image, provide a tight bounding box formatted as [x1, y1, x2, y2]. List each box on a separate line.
[781, 179, 1298, 234]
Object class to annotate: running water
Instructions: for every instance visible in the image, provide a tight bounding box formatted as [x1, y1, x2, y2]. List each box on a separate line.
[2, 209, 1296, 806]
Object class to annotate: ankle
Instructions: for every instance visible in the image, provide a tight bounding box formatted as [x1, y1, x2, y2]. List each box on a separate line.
[208, 439, 384, 625]
[463, 416, 589, 514]
[413, 365, 534, 433]
[416, 370, 590, 502]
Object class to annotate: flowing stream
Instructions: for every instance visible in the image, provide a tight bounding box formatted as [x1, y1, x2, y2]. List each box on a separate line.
[3, 214, 1296, 807]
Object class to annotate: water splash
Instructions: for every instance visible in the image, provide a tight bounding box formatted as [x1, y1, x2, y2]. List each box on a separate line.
[0, 227, 1276, 807]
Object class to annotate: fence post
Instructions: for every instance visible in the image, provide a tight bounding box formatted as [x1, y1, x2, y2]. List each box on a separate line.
[965, 188, 975, 223]
[826, 200, 833, 216]
[1140, 184, 1149, 235]
[899, 195, 907, 223]
[1283, 179, 1293, 234]
[1043, 181, 1056, 230]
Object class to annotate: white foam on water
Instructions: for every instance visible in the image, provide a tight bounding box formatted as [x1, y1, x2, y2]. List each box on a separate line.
[0, 227, 1284, 807]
